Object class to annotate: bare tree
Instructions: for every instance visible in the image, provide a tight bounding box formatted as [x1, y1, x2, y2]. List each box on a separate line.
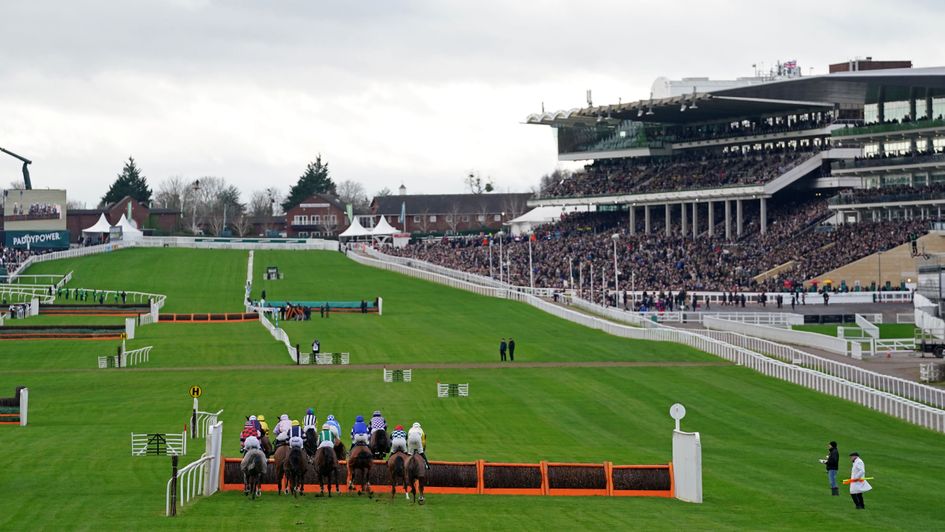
[465, 171, 494, 194]
[538, 169, 571, 197]
[248, 190, 272, 217]
[317, 213, 339, 237]
[233, 212, 255, 237]
[502, 194, 527, 220]
[155, 176, 188, 211]
[7, 179, 26, 190]
[336, 179, 369, 210]
[374, 187, 392, 197]
[66, 200, 86, 210]
[477, 200, 491, 228]
[418, 209, 431, 233]
[446, 202, 462, 233]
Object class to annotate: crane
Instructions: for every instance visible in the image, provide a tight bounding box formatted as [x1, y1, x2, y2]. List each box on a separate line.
[0, 146, 32, 190]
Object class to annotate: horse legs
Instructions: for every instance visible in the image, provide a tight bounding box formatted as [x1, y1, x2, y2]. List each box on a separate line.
[418, 477, 425, 505]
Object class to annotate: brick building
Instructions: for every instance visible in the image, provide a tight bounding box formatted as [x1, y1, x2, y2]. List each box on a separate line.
[370, 191, 532, 235]
[66, 196, 180, 243]
[284, 194, 349, 238]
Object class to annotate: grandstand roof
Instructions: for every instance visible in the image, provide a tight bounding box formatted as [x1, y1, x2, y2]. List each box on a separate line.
[527, 67, 945, 126]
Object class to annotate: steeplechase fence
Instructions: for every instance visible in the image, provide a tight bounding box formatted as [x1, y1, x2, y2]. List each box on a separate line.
[0, 387, 28, 426]
[166, 421, 223, 516]
[438, 383, 469, 398]
[351, 251, 945, 434]
[384, 368, 412, 382]
[219, 457, 672, 497]
[132, 431, 188, 456]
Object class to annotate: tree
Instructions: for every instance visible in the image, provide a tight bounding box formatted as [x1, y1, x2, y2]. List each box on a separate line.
[102, 156, 152, 206]
[336, 179, 369, 211]
[282, 155, 336, 212]
[465, 171, 494, 194]
[7, 179, 25, 190]
[374, 187, 392, 197]
[155, 176, 188, 211]
[446, 202, 462, 233]
[502, 194, 527, 220]
[233, 212, 255, 237]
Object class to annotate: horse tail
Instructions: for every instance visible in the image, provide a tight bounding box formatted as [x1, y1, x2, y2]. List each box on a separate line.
[393, 454, 404, 479]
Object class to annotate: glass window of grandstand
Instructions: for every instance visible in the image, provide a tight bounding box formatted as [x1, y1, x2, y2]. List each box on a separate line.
[477, 215, 485, 222]
[446, 215, 453, 222]
[462, 215, 469, 222]
[493, 214, 501, 221]
[298, 232, 309, 238]
[413, 215, 421, 223]
[429, 215, 436, 222]
[311, 215, 320, 224]
[932, 172, 945, 185]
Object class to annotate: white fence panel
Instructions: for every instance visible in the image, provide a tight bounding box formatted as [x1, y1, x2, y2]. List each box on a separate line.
[704, 317, 850, 355]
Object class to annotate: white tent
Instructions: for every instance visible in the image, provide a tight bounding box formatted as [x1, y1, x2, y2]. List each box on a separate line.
[506, 205, 590, 236]
[115, 214, 144, 241]
[81, 214, 112, 235]
[371, 216, 397, 236]
[338, 217, 372, 239]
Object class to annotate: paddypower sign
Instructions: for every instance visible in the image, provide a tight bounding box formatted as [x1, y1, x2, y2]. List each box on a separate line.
[4, 230, 70, 250]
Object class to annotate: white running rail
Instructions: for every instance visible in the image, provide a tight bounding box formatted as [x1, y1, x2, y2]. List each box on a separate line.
[350, 251, 945, 432]
[166, 421, 223, 516]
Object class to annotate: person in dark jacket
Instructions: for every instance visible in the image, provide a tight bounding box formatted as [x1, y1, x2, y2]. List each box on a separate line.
[508, 338, 516, 362]
[499, 338, 507, 362]
[819, 441, 840, 495]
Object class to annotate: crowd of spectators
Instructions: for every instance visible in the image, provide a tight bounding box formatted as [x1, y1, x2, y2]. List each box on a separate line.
[666, 114, 832, 143]
[833, 183, 945, 205]
[0, 246, 38, 273]
[386, 196, 928, 294]
[545, 146, 825, 198]
[835, 145, 945, 170]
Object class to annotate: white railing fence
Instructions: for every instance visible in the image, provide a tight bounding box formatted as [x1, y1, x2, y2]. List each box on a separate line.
[193, 409, 223, 439]
[351, 250, 945, 433]
[166, 421, 223, 516]
[258, 310, 299, 362]
[855, 314, 881, 339]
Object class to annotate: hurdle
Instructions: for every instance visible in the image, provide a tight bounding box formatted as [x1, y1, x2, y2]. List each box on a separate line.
[315, 352, 350, 365]
[383, 368, 412, 382]
[131, 431, 188, 456]
[0, 387, 28, 426]
[437, 383, 469, 398]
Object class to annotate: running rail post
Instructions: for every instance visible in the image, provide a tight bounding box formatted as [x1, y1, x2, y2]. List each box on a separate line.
[169, 455, 179, 516]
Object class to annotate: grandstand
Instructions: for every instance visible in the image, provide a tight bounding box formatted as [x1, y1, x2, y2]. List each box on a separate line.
[393, 63, 945, 294]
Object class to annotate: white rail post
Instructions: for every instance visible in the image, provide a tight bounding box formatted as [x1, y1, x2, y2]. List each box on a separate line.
[19, 387, 28, 426]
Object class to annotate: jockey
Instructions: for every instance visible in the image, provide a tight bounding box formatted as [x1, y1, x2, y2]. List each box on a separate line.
[351, 415, 370, 447]
[407, 422, 430, 469]
[273, 414, 292, 446]
[303, 408, 317, 433]
[325, 414, 342, 440]
[369, 410, 387, 434]
[248, 415, 262, 434]
[390, 424, 408, 453]
[244, 435, 261, 450]
[240, 418, 260, 453]
[317, 423, 336, 449]
[289, 420, 305, 449]
[256, 415, 270, 437]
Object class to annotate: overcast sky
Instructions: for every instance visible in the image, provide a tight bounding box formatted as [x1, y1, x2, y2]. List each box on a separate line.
[1, 0, 943, 206]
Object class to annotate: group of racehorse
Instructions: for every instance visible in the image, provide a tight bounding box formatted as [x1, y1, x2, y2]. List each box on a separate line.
[240, 427, 427, 504]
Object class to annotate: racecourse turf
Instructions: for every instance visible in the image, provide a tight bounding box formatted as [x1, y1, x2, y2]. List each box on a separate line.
[0, 247, 943, 530]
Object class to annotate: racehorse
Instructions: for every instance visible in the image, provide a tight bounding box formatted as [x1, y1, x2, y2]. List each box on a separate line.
[313, 445, 340, 497]
[370, 429, 390, 460]
[272, 444, 291, 494]
[285, 446, 308, 497]
[347, 444, 373, 497]
[240, 447, 267, 500]
[387, 450, 409, 499]
[259, 434, 274, 457]
[303, 429, 318, 458]
[406, 453, 426, 504]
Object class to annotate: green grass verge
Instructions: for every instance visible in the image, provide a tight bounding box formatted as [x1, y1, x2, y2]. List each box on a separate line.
[253, 250, 709, 364]
[0, 365, 942, 530]
[24, 248, 247, 312]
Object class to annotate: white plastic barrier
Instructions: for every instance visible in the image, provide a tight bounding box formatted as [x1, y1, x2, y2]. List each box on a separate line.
[19, 388, 28, 426]
[672, 431, 702, 504]
[166, 421, 223, 516]
[703, 317, 850, 355]
[258, 310, 299, 362]
[353, 251, 945, 433]
[855, 314, 880, 339]
[699, 330, 945, 410]
[137, 236, 338, 251]
[437, 383, 469, 398]
[193, 409, 223, 439]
